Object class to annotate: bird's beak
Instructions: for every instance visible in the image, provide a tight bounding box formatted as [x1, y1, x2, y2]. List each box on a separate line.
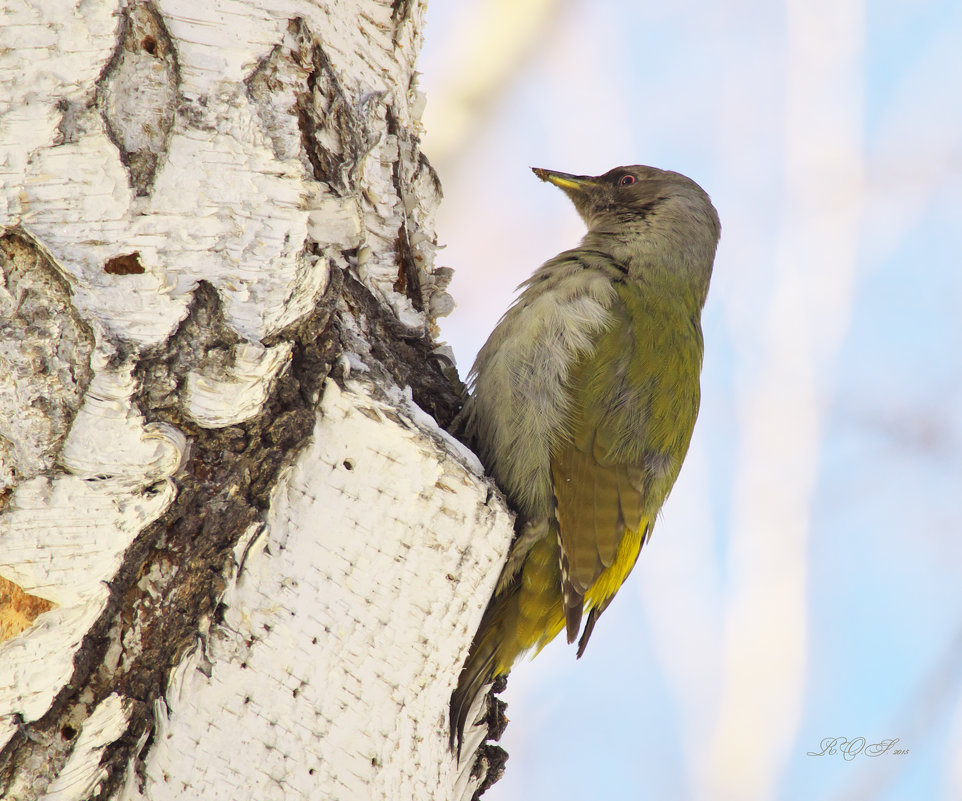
[531, 168, 596, 192]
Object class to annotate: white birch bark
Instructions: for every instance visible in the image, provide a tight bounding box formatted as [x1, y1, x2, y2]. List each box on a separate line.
[0, 2, 510, 798]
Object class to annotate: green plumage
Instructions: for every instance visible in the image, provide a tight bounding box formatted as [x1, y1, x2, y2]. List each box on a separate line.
[450, 165, 720, 753]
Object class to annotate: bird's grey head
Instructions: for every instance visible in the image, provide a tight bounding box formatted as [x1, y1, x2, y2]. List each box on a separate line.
[533, 164, 718, 236]
[532, 164, 720, 299]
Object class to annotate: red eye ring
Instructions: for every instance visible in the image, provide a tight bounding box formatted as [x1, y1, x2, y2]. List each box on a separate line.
[618, 174, 636, 186]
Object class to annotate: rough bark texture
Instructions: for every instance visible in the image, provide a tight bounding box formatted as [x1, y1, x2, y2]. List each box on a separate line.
[0, 2, 510, 799]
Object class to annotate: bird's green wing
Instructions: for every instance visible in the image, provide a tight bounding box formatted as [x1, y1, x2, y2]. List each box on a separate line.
[551, 435, 646, 643]
[551, 281, 703, 645]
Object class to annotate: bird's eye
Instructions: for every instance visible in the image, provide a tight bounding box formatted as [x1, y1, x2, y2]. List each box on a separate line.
[618, 174, 636, 186]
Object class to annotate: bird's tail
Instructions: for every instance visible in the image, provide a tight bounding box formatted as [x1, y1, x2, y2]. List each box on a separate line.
[449, 596, 505, 757]
[449, 531, 567, 755]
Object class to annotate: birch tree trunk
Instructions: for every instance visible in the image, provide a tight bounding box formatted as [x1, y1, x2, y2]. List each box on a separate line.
[0, 2, 510, 798]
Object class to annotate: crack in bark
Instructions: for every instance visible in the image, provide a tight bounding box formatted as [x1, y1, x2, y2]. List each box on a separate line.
[339, 268, 462, 429]
[386, 108, 425, 311]
[0, 232, 95, 488]
[96, 1, 179, 196]
[296, 30, 366, 193]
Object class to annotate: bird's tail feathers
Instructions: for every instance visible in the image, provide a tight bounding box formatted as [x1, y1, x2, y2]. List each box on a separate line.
[449, 607, 504, 758]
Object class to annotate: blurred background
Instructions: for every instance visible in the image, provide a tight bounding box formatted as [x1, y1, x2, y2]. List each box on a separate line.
[417, 0, 962, 799]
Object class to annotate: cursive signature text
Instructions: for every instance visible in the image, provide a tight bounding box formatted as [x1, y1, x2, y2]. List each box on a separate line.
[807, 737, 906, 760]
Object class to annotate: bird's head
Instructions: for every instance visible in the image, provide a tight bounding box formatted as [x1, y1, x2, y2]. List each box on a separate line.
[532, 164, 720, 296]
[533, 165, 716, 233]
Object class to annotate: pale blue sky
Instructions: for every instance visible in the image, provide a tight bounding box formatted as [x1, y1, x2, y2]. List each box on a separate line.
[419, 1, 962, 799]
